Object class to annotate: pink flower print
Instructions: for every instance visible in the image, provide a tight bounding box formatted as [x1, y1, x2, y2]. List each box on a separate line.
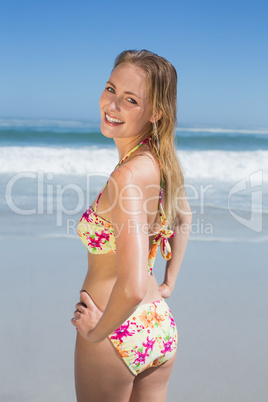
[86, 235, 104, 250]
[95, 231, 110, 242]
[142, 336, 156, 353]
[160, 338, 175, 355]
[134, 350, 149, 366]
[110, 321, 135, 343]
[81, 209, 93, 222]
[169, 315, 176, 328]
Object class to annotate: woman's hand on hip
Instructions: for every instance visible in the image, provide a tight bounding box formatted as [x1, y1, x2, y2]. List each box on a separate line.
[71, 290, 103, 341]
[158, 282, 173, 298]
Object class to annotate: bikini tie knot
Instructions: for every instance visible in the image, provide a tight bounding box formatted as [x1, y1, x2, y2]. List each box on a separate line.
[154, 228, 175, 260]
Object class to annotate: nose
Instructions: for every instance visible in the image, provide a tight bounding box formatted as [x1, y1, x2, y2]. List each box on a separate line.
[107, 96, 121, 112]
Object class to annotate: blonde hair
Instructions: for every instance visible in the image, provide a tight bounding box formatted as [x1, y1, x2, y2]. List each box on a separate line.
[113, 49, 185, 229]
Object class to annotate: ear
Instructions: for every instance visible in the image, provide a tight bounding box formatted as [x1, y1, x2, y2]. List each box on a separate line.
[149, 109, 163, 123]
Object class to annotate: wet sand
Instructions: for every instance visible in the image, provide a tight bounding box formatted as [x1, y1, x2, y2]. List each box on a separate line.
[0, 237, 267, 401]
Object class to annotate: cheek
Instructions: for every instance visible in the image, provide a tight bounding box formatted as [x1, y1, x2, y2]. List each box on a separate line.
[134, 107, 152, 125]
[129, 113, 151, 133]
[99, 90, 107, 109]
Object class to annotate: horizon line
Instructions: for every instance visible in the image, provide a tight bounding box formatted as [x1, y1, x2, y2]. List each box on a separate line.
[0, 116, 268, 134]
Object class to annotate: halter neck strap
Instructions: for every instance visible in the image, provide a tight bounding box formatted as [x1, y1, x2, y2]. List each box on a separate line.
[115, 136, 151, 169]
[94, 136, 151, 210]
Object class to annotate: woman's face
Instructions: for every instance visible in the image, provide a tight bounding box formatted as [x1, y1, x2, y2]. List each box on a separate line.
[99, 63, 154, 139]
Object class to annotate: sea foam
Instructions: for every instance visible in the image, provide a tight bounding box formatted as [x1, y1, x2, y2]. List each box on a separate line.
[0, 146, 267, 183]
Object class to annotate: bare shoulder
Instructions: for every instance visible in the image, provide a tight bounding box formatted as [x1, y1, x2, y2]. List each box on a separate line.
[132, 151, 160, 187]
[106, 151, 161, 233]
[110, 151, 160, 189]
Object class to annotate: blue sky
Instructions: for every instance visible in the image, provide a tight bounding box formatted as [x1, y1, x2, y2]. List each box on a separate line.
[1, 0, 267, 128]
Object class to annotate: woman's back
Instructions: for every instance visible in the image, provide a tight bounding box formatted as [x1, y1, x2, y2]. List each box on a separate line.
[78, 137, 174, 311]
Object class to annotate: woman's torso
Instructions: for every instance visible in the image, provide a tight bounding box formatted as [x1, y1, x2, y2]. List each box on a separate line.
[82, 172, 161, 311]
[80, 146, 163, 312]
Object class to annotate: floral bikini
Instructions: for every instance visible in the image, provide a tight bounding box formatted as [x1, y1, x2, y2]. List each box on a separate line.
[77, 136, 178, 376]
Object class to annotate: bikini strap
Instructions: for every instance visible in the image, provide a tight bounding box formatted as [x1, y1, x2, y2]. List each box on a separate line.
[159, 187, 166, 225]
[94, 136, 151, 211]
[147, 186, 175, 275]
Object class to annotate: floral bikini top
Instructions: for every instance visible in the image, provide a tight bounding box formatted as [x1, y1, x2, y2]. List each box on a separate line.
[77, 136, 175, 275]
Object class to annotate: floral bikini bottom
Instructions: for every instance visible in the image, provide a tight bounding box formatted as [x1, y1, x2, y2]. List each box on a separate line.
[108, 298, 178, 376]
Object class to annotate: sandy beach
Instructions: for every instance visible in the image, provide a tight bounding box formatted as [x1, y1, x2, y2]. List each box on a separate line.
[1, 235, 267, 401]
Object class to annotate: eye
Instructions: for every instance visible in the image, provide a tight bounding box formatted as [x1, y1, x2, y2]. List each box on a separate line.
[106, 86, 115, 94]
[127, 97, 137, 104]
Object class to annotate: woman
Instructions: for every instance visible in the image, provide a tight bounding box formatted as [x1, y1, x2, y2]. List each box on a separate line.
[71, 49, 192, 402]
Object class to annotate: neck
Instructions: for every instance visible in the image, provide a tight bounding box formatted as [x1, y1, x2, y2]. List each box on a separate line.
[114, 134, 150, 162]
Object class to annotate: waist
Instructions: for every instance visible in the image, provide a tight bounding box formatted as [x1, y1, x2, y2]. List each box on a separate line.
[82, 268, 161, 312]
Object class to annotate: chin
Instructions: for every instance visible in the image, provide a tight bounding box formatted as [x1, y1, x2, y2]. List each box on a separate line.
[100, 121, 126, 140]
[100, 123, 115, 139]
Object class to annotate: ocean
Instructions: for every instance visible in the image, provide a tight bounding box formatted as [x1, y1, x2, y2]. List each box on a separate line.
[0, 118, 267, 243]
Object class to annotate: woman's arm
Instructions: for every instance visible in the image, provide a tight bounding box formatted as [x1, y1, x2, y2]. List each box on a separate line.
[73, 165, 151, 343]
[159, 194, 192, 298]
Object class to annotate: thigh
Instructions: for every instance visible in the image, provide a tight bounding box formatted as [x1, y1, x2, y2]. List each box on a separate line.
[130, 352, 177, 402]
[75, 333, 134, 402]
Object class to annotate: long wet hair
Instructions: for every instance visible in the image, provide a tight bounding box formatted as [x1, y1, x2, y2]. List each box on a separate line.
[113, 49, 185, 229]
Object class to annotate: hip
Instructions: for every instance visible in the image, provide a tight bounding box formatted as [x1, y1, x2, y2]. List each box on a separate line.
[108, 298, 178, 376]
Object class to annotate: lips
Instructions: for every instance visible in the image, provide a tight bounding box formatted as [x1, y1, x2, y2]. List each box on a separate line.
[105, 113, 124, 125]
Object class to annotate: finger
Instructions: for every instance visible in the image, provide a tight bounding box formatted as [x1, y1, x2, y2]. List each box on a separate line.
[71, 317, 78, 327]
[79, 290, 94, 306]
[74, 310, 82, 319]
[75, 303, 86, 312]
[79, 290, 104, 313]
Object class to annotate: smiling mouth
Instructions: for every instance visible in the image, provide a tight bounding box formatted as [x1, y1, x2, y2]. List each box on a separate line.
[105, 113, 124, 124]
